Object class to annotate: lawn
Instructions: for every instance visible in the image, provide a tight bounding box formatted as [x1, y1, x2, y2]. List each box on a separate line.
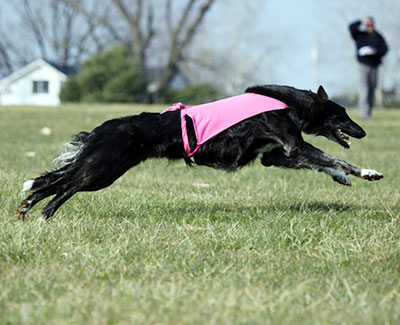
[0, 104, 399, 324]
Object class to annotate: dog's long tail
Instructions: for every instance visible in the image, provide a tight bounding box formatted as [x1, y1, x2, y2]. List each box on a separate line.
[53, 132, 89, 167]
[20, 132, 90, 195]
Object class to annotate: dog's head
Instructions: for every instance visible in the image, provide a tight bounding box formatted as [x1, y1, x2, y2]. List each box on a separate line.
[303, 86, 366, 149]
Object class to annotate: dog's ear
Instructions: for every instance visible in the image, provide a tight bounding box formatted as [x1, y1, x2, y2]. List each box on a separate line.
[317, 85, 329, 102]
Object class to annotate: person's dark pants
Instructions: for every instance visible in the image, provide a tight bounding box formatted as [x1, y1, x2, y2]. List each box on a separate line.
[358, 63, 378, 119]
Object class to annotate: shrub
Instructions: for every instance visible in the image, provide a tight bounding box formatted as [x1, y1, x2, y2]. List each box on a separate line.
[103, 68, 148, 103]
[60, 46, 148, 103]
[59, 77, 81, 102]
[163, 83, 221, 105]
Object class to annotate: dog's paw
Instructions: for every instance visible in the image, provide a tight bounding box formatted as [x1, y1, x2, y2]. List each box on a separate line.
[17, 200, 31, 221]
[360, 169, 384, 181]
[324, 167, 352, 186]
[332, 174, 352, 186]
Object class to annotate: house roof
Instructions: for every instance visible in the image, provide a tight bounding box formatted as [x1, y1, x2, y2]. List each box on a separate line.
[0, 58, 77, 88]
[45, 59, 79, 76]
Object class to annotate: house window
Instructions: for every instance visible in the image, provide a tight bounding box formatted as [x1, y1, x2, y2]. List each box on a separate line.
[32, 81, 49, 93]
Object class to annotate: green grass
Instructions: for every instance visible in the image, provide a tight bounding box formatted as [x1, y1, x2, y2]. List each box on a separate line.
[0, 104, 399, 324]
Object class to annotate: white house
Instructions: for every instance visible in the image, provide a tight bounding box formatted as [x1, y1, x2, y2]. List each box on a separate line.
[0, 59, 71, 106]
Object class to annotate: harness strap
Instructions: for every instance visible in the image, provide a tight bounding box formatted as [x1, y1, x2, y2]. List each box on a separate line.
[162, 102, 196, 156]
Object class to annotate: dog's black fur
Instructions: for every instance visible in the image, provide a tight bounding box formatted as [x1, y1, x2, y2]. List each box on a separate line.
[18, 85, 383, 220]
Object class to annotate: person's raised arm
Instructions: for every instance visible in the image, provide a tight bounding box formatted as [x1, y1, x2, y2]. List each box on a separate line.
[349, 19, 363, 39]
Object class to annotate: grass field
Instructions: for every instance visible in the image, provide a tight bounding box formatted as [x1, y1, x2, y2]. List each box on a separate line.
[0, 103, 399, 324]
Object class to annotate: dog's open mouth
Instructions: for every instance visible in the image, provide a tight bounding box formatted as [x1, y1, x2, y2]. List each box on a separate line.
[334, 128, 351, 149]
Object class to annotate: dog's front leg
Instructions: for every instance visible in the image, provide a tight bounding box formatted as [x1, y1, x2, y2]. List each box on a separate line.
[261, 146, 353, 185]
[295, 142, 383, 185]
[261, 143, 383, 186]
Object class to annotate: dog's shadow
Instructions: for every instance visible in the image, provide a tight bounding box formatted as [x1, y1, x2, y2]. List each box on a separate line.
[276, 201, 353, 214]
[112, 199, 363, 222]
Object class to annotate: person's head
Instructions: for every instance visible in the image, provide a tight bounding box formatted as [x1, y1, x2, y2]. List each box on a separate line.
[365, 17, 374, 33]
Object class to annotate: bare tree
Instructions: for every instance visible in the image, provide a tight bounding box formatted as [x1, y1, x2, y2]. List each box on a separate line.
[1, 0, 267, 97]
[63, 0, 217, 93]
[0, 37, 15, 76]
[177, 1, 273, 95]
[0, 0, 107, 75]
[0, 5, 31, 76]
[157, 0, 216, 91]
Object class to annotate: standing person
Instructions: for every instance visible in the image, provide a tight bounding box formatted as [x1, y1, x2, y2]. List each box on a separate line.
[349, 17, 388, 120]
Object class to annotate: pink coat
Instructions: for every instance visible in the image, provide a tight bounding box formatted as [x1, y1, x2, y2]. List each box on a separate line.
[162, 93, 288, 157]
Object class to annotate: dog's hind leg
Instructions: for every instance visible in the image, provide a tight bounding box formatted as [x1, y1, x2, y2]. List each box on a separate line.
[42, 189, 77, 220]
[18, 190, 55, 221]
[39, 136, 148, 219]
[18, 164, 76, 220]
[18, 172, 68, 220]
[36, 160, 141, 220]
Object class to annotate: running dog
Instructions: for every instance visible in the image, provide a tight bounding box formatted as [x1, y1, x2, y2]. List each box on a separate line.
[18, 85, 383, 220]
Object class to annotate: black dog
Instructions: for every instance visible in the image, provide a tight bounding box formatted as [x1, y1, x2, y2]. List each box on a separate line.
[18, 85, 383, 220]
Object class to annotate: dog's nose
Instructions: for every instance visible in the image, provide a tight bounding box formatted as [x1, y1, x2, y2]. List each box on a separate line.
[354, 125, 366, 138]
[346, 122, 366, 138]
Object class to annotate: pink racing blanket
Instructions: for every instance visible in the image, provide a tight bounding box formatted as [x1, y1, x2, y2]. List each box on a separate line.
[162, 93, 288, 157]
